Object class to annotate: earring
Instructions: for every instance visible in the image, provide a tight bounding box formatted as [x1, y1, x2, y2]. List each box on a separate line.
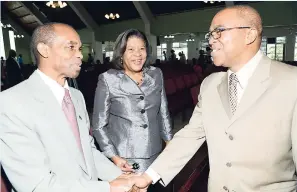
[120, 57, 123, 64]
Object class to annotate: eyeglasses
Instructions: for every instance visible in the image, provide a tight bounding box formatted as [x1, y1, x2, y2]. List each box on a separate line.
[205, 27, 251, 41]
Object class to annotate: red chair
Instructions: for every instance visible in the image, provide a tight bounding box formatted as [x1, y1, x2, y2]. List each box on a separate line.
[191, 85, 200, 105]
[178, 157, 209, 192]
[1, 177, 8, 192]
[174, 76, 186, 91]
[190, 73, 199, 85]
[164, 79, 177, 95]
[1, 167, 11, 192]
[193, 65, 202, 74]
[183, 74, 192, 88]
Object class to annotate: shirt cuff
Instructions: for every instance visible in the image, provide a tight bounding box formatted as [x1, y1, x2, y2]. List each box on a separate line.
[145, 168, 161, 184]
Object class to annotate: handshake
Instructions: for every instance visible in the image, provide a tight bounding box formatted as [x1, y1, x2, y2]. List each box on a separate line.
[109, 172, 153, 192]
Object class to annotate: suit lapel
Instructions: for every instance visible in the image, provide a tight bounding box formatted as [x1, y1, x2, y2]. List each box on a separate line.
[118, 71, 143, 95]
[140, 68, 156, 93]
[228, 56, 272, 128]
[70, 89, 93, 176]
[217, 73, 232, 119]
[27, 72, 88, 174]
[117, 67, 156, 95]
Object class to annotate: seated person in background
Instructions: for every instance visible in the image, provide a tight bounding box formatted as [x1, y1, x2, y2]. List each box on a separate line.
[96, 59, 102, 65]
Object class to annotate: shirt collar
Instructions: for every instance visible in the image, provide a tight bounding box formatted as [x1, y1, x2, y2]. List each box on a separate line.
[36, 69, 69, 106]
[228, 50, 263, 89]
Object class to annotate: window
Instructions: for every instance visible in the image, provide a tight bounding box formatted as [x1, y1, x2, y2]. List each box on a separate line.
[157, 43, 167, 60]
[200, 40, 209, 51]
[0, 24, 5, 59]
[102, 41, 115, 61]
[9, 30, 16, 51]
[81, 44, 91, 62]
[260, 37, 267, 55]
[105, 51, 113, 60]
[294, 36, 297, 61]
[172, 42, 188, 59]
[266, 37, 286, 61]
[276, 36, 286, 44]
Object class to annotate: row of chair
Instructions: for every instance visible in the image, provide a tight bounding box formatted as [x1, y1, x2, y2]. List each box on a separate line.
[164, 73, 200, 117]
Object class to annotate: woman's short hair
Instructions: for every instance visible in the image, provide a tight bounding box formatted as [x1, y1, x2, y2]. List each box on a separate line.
[111, 29, 151, 70]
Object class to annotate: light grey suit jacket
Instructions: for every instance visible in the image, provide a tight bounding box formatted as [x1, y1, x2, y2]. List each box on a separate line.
[92, 66, 172, 159]
[0, 71, 122, 192]
[150, 54, 297, 192]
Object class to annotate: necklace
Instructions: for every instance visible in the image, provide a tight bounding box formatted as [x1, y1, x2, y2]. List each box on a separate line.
[125, 70, 145, 86]
[136, 73, 145, 85]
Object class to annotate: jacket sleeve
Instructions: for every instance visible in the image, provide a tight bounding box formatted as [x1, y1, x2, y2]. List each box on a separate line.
[149, 75, 210, 186]
[92, 74, 118, 158]
[158, 68, 173, 141]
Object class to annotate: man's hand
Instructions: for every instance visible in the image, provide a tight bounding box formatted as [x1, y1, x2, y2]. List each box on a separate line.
[129, 186, 148, 192]
[129, 173, 153, 189]
[112, 156, 134, 173]
[129, 185, 143, 192]
[110, 173, 150, 192]
[109, 177, 134, 192]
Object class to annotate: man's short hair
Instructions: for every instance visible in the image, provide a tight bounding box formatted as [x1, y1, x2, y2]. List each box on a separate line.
[223, 5, 263, 36]
[235, 5, 262, 36]
[30, 22, 73, 64]
[30, 23, 57, 64]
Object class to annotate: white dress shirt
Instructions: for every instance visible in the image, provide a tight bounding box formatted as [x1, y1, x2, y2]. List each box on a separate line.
[227, 50, 262, 105]
[145, 50, 263, 184]
[36, 69, 70, 106]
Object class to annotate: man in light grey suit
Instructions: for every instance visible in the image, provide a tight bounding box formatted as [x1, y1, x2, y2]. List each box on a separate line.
[0, 23, 136, 192]
[131, 5, 297, 192]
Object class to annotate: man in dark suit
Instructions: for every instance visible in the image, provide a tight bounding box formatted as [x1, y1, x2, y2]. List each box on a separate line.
[5, 49, 23, 88]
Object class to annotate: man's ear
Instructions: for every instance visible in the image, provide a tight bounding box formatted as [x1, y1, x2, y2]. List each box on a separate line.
[245, 28, 258, 45]
[37, 42, 50, 59]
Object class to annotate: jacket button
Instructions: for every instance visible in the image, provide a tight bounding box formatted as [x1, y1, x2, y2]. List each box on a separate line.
[143, 124, 148, 128]
[229, 135, 234, 140]
[139, 96, 144, 100]
[223, 186, 228, 191]
[226, 162, 232, 167]
[141, 109, 146, 113]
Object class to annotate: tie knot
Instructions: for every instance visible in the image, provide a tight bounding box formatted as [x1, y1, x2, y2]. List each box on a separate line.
[229, 73, 238, 84]
[64, 88, 71, 99]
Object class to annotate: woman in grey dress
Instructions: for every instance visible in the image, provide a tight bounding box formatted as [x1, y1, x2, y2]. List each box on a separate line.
[92, 29, 173, 174]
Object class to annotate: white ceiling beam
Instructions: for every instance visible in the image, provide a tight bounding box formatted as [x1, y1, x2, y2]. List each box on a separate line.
[133, 1, 155, 24]
[19, 2, 49, 25]
[68, 1, 99, 31]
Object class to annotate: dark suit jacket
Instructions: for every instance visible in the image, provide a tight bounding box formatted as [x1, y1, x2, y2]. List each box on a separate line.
[92, 66, 173, 159]
[5, 57, 23, 87]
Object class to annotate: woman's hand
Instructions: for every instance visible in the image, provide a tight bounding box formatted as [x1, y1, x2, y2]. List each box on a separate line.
[165, 140, 170, 146]
[112, 156, 134, 173]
